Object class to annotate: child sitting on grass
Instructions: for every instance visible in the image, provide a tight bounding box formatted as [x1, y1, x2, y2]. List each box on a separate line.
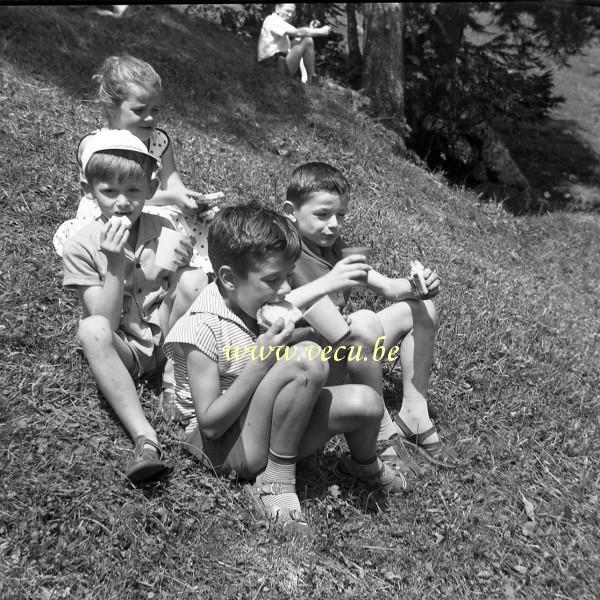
[282, 162, 459, 474]
[54, 54, 220, 276]
[61, 129, 206, 483]
[164, 202, 408, 535]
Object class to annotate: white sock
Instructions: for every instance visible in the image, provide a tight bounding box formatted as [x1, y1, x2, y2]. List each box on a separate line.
[377, 407, 400, 441]
[260, 451, 301, 514]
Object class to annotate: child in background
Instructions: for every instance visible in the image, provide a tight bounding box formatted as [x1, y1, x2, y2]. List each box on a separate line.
[257, 3, 331, 84]
[164, 203, 408, 535]
[54, 54, 220, 276]
[61, 129, 206, 483]
[283, 162, 459, 474]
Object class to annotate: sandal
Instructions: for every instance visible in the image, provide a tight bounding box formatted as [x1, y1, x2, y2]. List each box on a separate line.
[377, 434, 423, 479]
[394, 414, 461, 469]
[243, 473, 311, 538]
[125, 436, 169, 483]
[332, 456, 409, 494]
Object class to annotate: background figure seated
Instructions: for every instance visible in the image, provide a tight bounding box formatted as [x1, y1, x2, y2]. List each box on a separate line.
[257, 3, 331, 84]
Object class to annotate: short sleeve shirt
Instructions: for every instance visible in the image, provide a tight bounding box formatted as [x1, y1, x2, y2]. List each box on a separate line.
[62, 213, 173, 356]
[257, 13, 295, 61]
[289, 235, 350, 310]
[164, 282, 257, 431]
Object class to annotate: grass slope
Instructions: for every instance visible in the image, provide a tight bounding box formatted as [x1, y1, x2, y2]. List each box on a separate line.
[1, 5, 599, 599]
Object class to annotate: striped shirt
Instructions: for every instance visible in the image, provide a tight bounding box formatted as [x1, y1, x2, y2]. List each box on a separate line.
[164, 282, 257, 433]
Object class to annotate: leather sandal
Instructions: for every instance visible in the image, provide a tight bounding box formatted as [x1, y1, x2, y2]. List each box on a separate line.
[125, 436, 169, 483]
[243, 473, 311, 538]
[377, 434, 423, 478]
[332, 456, 409, 493]
[394, 414, 461, 468]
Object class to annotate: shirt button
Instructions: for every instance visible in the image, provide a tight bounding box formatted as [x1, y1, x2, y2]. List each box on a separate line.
[136, 262, 141, 268]
[137, 288, 143, 294]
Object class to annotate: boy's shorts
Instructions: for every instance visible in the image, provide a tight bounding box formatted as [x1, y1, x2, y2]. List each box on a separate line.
[258, 52, 289, 76]
[116, 329, 166, 381]
[182, 421, 250, 481]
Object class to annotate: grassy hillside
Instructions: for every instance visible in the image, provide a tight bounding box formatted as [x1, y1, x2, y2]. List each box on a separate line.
[1, 5, 599, 599]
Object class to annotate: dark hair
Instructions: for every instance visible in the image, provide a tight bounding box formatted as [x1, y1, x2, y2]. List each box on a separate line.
[208, 202, 302, 277]
[85, 150, 156, 185]
[286, 162, 350, 207]
[93, 55, 162, 111]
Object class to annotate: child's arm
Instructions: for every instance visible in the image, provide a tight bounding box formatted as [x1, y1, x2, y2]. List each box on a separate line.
[366, 266, 441, 301]
[146, 144, 210, 212]
[78, 219, 130, 329]
[286, 256, 370, 310]
[185, 318, 295, 439]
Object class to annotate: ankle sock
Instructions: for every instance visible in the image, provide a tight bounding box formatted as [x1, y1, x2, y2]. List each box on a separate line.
[398, 397, 437, 441]
[260, 450, 300, 514]
[377, 408, 400, 441]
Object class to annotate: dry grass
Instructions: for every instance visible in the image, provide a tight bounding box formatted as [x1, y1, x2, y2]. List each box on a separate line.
[1, 5, 599, 599]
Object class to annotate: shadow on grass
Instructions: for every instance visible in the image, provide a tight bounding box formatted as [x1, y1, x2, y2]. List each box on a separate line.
[501, 115, 600, 212]
[1, 4, 313, 151]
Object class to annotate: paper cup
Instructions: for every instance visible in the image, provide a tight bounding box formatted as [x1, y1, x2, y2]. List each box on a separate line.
[302, 295, 350, 345]
[341, 246, 372, 283]
[155, 227, 187, 272]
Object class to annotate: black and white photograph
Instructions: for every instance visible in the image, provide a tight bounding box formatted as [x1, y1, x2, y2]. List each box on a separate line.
[1, 2, 599, 598]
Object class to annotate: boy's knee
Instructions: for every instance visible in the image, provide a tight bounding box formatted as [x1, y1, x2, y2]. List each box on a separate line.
[77, 314, 113, 348]
[293, 341, 329, 383]
[350, 385, 384, 421]
[303, 37, 314, 49]
[348, 310, 384, 346]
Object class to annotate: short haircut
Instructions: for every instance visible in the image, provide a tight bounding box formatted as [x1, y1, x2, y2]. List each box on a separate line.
[93, 55, 162, 110]
[208, 202, 302, 277]
[286, 162, 350, 207]
[85, 150, 156, 186]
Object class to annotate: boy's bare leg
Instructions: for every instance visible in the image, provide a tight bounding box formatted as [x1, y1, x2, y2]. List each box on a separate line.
[298, 384, 408, 492]
[286, 38, 316, 79]
[324, 309, 422, 475]
[238, 342, 328, 517]
[78, 315, 158, 444]
[155, 267, 207, 413]
[376, 299, 439, 442]
[240, 342, 328, 471]
[297, 384, 382, 460]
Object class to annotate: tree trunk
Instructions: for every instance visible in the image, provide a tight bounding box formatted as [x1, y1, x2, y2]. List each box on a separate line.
[346, 3, 362, 87]
[362, 3, 406, 144]
[431, 3, 469, 67]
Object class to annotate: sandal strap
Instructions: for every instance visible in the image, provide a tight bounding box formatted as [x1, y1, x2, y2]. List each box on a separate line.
[394, 414, 438, 446]
[134, 435, 163, 459]
[255, 480, 297, 495]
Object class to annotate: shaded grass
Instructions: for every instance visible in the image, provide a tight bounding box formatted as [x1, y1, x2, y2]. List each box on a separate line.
[1, 5, 600, 599]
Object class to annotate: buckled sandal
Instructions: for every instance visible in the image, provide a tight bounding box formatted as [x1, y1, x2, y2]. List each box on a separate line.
[125, 436, 169, 483]
[377, 434, 423, 479]
[394, 414, 461, 469]
[243, 473, 311, 538]
[332, 455, 409, 494]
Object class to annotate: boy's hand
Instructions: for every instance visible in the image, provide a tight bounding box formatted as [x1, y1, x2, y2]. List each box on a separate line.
[421, 267, 441, 299]
[327, 256, 370, 291]
[100, 218, 129, 257]
[255, 317, 295, 365]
